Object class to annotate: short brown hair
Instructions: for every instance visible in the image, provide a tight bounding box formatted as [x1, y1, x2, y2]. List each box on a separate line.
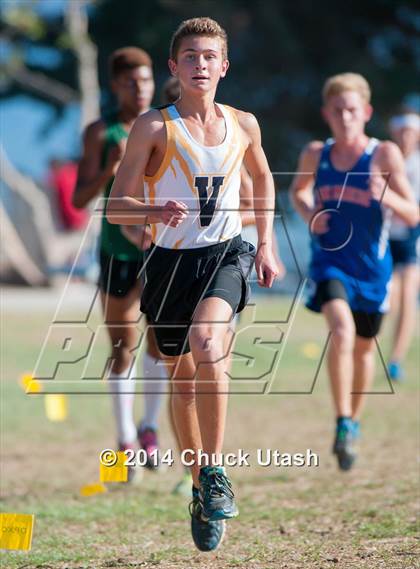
[109, 47, 152, 78]
[322, 72, 371, 103]
[170, 17, 228, 61]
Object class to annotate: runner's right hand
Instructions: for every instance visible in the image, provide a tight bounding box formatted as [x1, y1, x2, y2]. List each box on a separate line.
[160, 200, 189, 227]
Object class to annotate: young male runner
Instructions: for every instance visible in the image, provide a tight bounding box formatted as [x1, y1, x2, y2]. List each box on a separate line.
[159, 75, 278, 498]
[73, 47, 167, 473]
[290, 73, 418, 471]
[107, 18, 279, 551]
[387, 112, 419, 380]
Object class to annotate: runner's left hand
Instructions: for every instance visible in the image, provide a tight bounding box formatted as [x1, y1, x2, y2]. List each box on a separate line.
[255, 244, 280, 288]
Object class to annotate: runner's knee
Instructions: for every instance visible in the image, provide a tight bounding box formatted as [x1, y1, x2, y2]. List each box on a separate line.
[330, 320, 355, 352]
[189, 326, 226, 360]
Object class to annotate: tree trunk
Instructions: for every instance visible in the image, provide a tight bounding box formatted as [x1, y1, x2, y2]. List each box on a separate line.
[65, 0, 100, 130]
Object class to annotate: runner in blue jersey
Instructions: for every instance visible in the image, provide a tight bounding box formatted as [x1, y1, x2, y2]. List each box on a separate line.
[290, 73, 418, 471]
[308, 136, 393, 312]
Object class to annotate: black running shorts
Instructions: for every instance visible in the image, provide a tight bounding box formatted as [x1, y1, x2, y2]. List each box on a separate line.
[389, 234, 418, 267]
[311, 279, 384, 338]
[140, 235, 256, 356]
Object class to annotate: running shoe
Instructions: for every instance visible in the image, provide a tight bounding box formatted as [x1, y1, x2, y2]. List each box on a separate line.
[352, 419, 361, 440]
[388, 361, 404, 381]
[199, 466, 239, 521]
[332, 417, 357, 471]
[190, 486, 225, 552]
[138, 427, 160, 470]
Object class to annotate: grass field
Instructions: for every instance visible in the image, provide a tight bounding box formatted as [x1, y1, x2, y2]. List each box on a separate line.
[1, 288, 419, 569]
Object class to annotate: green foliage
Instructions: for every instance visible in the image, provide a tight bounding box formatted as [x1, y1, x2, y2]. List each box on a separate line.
[2, 5, 45, 40]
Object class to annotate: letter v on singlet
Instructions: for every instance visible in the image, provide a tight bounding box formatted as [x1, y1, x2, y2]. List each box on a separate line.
[194, 176, 225, 227]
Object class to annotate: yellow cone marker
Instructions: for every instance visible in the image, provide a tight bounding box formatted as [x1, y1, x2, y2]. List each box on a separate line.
[301, 342, 322, 360]
[100, 451, 128, 483]
[19, 373, 42, 394]
[80, 483, 108, 497]
[0, 513, 34, 550]
[44, 394, 68, 422]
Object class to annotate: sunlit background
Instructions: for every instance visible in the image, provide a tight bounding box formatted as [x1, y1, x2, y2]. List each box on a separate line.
[1, 0, 419, 287]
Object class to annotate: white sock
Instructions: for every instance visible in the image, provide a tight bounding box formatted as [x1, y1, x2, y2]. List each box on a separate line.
[108, 365, 137, 445]
[139, 352, 168, 432]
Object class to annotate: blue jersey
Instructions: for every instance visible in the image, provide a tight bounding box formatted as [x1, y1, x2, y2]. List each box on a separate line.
[308, 138, 392, 313]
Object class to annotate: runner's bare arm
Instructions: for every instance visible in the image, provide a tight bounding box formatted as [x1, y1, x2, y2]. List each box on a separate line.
[289, 142, 323, 224]
[73, 120, 122, 209]
[106, 111, 188, 227]
[239, 165, 256, 227]
[240, 164, 286, 277]
[239, 111, 279, 287]
[373, 141, 419, 227]
[240, 112, 275, 248]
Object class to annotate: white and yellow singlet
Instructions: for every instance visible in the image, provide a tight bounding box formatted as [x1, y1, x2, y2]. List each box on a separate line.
[144, 103, 245, 249]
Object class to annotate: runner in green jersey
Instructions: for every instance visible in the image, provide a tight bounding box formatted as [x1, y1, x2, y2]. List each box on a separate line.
[73, 47, 167, 476]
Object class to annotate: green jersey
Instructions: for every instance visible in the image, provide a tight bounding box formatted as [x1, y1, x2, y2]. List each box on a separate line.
[99, 113, 140, 261]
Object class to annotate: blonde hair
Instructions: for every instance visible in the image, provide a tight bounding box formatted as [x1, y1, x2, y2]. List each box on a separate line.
[322, 73, 371, 103]
[170, 17, 228, 60]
